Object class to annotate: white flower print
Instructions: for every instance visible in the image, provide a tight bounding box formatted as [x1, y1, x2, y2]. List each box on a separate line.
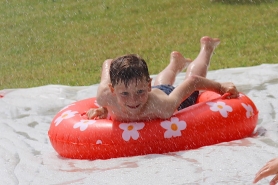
[119, 122, 145, 141]
[73, 120, 96, 131]
[241, 103, 254, 118]
[206, 101, 233, 118]
[54, 110, 78, 126]
[96, 140, 102, 144]
[160, 117, 186, 138]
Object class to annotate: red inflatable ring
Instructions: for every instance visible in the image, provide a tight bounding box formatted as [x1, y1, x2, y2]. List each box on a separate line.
[48, 91, 258, 160]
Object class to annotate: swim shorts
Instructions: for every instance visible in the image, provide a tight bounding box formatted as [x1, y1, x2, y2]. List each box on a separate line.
[152, 84, 199, 111]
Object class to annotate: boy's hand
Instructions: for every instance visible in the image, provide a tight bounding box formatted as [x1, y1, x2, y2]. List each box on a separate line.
[219, 82, 239, 99]
[86, 107, 108, 119]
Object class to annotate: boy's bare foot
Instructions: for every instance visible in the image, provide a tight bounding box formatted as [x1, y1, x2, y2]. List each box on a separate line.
[170, 51, 192, 71]
[200, 36, 220, 53]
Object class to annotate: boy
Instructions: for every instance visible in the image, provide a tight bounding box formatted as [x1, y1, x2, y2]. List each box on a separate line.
[87, 36, 239, 121]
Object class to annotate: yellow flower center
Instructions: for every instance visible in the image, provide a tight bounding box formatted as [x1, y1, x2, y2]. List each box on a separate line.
[83, 120, 89, 124]
[171, 123, 178, 131]
[217, 105, 223, 109]
[127, 125, 134, 131]
[62, 114, 68, 118]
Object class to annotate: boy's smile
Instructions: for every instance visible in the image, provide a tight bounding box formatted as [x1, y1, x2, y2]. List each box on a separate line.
[127, 104, 140, 109]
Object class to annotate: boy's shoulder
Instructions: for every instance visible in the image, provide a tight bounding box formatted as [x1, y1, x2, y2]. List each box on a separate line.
[150, 88, 167, 95]
[96, 85, 114, 106]
[148, 88, 169, 103]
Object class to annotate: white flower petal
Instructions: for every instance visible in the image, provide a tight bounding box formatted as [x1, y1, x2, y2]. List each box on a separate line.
[176, 121, 186, 130]
[73, 122, 82, 129]
[54, 117, 62, 126]
[119, 123, 128, 130]
[218, 101, 226, 106]
[170, 117, 179, 123]
[164, 130, 172, 138]
[122, 132, 131, 141]
[241, 103, 254, 118]
[241, 103, 248, 109]
[210, 106, 220, 112]
[79, 124, 88, 131]
[134, 122, 145, 130]
[225, 105, 233, 112]
[131, 130, 140, 140]
[161, 120, 171, 129]
[172, 130, 182, 137]
[219, 109, 228, 118]
[96, 140, 102, 144]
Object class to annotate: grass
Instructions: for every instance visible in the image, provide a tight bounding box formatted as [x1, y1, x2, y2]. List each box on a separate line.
[0, 0, 277, 90]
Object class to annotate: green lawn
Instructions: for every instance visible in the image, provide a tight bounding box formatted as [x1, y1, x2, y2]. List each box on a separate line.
[1, 0, 277, 90]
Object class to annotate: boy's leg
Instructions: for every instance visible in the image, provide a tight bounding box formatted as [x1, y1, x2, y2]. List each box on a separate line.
[153, 51, 192, 86]
[186, 36, 220, 78]
[176, 36, 220, 110]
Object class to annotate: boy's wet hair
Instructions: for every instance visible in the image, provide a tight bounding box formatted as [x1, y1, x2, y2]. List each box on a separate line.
[110, 54, 151, 87]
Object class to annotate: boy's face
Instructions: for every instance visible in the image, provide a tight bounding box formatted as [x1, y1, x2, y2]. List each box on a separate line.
[109, 78, 151, 115]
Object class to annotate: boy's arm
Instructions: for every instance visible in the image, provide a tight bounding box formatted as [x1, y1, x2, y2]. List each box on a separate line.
[87, 59, 112, 120]
[160, 75, 238, 116]
[176, 75, 239, 97]
[96, 59, 113, 106]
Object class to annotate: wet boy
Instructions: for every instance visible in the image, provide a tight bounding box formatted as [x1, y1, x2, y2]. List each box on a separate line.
[87, 36, 239, 121]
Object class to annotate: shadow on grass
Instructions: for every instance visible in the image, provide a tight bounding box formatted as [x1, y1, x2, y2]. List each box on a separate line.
[211, 0, 275, 5]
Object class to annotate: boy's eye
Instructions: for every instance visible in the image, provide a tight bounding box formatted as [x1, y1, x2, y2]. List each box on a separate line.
[121, 92, 129, 96]
[137, 90, 144, 94]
